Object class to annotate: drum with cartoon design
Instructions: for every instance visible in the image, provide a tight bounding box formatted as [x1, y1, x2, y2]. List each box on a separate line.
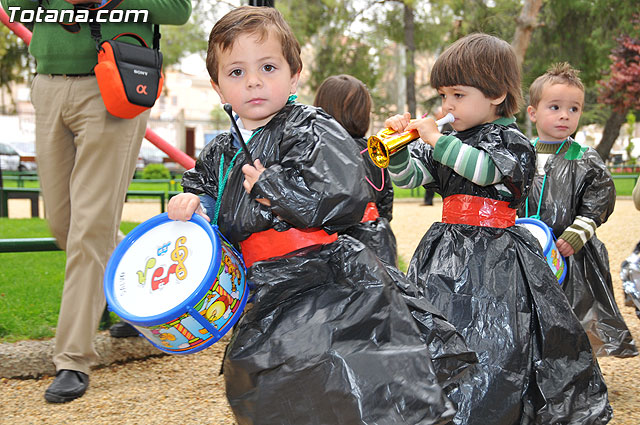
[516, 217, 567, 285]
[104, 213, 247, 354]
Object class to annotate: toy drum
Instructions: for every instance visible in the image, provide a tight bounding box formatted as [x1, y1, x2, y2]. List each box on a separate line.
[104, 213, 247, 354]
[516, 217, 566, 285]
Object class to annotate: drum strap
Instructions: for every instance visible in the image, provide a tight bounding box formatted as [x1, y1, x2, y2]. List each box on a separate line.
[214, 129, 263, 225]
[442, 194, 515, 228]
[239, 227, 338, 267]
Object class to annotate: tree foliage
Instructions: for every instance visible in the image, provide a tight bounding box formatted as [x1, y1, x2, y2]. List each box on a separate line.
[595, 28, 640, 160]
[446, 0, 521, 41]
[161, 18, 209, 68]
[598, 34, 640, 114]
[0, 25, 31, 114]
[278, 0, 381, 92]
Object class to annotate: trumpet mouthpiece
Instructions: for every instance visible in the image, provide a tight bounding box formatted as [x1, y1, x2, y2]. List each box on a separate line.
[436, 113, 455, 129]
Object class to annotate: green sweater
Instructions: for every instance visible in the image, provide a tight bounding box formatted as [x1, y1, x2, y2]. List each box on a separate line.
[1, 0, 191, 74]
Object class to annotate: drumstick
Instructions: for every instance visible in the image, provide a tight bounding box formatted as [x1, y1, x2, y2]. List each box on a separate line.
[223, 103, 254, 165]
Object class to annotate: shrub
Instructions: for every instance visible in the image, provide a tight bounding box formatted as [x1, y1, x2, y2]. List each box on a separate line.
[142, 163, 171, 179]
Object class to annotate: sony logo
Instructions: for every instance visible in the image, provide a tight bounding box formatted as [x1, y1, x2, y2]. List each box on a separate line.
[133, 69, 148, 76]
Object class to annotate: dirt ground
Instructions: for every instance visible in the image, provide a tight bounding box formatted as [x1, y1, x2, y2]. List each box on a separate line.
[1, 198, 639, 424]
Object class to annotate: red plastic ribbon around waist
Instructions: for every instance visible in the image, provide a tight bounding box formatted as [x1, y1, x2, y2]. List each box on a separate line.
[442, 194, 515, 228]
[239, 227, 338, 268]
[239, 202, 378, 267]
[361, 202, 379, 222]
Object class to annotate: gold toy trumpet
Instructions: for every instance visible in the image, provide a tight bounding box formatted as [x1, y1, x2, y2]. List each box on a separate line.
[367, 113, 455, 168]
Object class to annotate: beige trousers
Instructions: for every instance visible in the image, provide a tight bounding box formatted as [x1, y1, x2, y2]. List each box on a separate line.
[32, 74, 150, 374]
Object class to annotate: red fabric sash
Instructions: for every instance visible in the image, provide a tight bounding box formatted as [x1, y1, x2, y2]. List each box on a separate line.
[239, 202, 379, 267]
[239, 227, 337, 267]
[442, 194, 515, 228]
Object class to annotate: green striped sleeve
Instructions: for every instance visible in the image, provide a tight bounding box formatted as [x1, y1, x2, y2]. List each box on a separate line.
[461, 147, 476, 179]
[433, 135, 503, 186]
[558, 216, 597, 253]
[433, 135, 459, 166]
[388, 147, 434, 188]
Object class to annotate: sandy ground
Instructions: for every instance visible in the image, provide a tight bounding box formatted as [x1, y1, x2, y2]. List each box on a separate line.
[1, 198, 639, 424]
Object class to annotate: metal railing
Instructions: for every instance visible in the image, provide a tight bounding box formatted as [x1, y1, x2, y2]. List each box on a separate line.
[0, 186, 182, 217]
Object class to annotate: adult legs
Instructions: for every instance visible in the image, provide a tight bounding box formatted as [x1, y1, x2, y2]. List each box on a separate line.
[33, 75, 149, 377]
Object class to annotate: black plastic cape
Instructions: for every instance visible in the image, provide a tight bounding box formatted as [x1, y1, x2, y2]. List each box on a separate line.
[404, 123, 611, 424]
[182, 103, 476, 425]
[341, 136, 398, 266]
[620, 241, 640, 319]
[518, 138, 637, 358]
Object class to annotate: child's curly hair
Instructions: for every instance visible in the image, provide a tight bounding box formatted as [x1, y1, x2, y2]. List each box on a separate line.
[529, 62, 585, 108]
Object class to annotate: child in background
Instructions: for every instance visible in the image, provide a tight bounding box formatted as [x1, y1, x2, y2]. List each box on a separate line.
[521, 62, 637, 357]
[621, 178, 640, 319]
[384, 34, 611, 424]
[313, 74, 398, 266]
[168, 6, 475, 424]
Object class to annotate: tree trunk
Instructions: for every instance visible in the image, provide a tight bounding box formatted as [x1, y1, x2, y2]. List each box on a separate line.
[596, 109, 628, 162]
[511, 0, 543, 67]
[0, 86, 5, 115]
[403, 2, 416, 118]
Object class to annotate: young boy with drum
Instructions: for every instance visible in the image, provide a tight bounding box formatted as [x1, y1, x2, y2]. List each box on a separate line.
[520, 62, 637, 358]
[382, 34, 611, 424]
[168, 6, 476, 424]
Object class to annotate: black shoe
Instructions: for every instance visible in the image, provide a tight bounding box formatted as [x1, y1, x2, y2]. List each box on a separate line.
[98, 306, 112, 330]
[44, 370, 89, 403]
[624, 293, 634, 307]
[109, 321, 139, 338]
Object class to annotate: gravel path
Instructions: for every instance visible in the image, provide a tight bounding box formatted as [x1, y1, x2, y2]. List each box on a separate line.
[1, 199, 638, 424]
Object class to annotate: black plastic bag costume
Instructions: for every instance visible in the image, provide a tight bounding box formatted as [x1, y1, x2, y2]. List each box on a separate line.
[518, 139, 637, 358]
[403, 123, 611, 425]
[182, 103, 475, 425]
[620, 241, 640, 319]
[341, 136, 398, 266]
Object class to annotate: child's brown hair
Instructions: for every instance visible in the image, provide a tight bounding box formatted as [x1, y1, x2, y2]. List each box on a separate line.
[430, 33, 523, 117]
[528, 62, 585, 108]
[206, 6, 302, 84]
[313, 75, 372, 138]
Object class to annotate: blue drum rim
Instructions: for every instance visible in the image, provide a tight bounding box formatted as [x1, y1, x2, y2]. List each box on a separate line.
[557, 253, 567, 285]
[515, 217, 552, 254]
[104, 213, 222, 327]
[516, 217, 567, 285]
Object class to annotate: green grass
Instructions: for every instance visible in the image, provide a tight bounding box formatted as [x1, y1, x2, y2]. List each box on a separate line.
[0, 218, 139, 343]
[393, 176, 635, 198]
[397, 256, 408, 273]
[611, 175, 637, 196]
